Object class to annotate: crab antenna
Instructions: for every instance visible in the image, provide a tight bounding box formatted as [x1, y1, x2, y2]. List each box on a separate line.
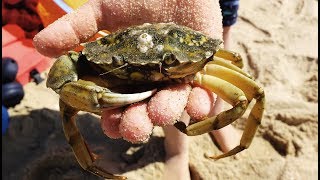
[99, 63, 128, 76]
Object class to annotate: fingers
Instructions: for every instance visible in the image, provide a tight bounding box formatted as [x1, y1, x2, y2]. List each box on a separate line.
[102, 101, 154, 144]
[33, 0, 104, 57]
[101, 85, 216, 143]
[148, 84, 192, 126]
[186, 86, 216, 121]
[101, 108, 123, 139]
[119, 102, 153, 143]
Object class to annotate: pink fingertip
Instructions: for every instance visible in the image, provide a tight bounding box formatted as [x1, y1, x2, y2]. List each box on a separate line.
[120, 102, 153, 144]
[101, 108, 123, 139]
[186, 86, 215, 121]
[33, 20, 81, 57]
[148, 84, 192, 126]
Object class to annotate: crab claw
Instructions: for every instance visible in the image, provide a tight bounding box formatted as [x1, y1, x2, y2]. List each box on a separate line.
[59, 79, 157, 114]
[100, 89, 157, 109]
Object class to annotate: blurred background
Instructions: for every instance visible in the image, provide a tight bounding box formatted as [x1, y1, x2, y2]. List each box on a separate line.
[2, 0, 318, 180]
[2, 0, 87, 135]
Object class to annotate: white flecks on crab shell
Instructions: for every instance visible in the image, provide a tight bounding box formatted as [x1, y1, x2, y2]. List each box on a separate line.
[137, 46, 149, 54]
[137, 33, 154, 53]
[205, 51, 213, 58]
[147, 84, 192, 126]
[141, 23, 152, 27]
[119, 102, 153, 143]
[155, 44, 164, 52]
[158, 29, 169, 35]
[130, 30, 142, 36]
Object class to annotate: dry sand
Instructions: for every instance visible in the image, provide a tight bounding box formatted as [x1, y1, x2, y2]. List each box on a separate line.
[2, 0, 318, 179]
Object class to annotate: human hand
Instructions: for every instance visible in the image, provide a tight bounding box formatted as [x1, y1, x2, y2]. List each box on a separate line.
[33, 0, 223, 57]
[33, 0, 224, 143]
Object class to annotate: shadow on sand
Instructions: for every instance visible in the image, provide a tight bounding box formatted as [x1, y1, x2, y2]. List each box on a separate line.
[2, 108, 165, 180]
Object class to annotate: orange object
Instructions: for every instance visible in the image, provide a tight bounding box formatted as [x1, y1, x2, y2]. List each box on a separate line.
[36, 0, 67, 27]
[2, 24, 54, 85]
[36, 0, 87, 27]
[63, 0, 87, 9]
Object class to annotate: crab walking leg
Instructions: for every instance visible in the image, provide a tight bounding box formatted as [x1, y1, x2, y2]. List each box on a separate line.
[203, 63, 264, 104]
[59, 100, 127, 179]
[209, 93, 265, 160]
[175, 75, 248, 135]
[214, 48, 244, 68]
[202, 63, 265, 159]
[183, 63, 265, 159]
[207, 57, 252, 79]
[59, 79, 156, 114]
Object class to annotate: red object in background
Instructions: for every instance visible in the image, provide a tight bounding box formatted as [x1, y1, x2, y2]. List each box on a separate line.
[2, 24, 54, 86]
[2, 0, 43, 39]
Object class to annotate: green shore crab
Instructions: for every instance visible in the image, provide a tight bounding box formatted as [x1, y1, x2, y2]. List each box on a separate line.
[47, 22, 265, 179]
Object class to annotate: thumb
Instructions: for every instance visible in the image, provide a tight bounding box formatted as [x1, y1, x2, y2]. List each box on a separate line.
[33, 0, 104, 57]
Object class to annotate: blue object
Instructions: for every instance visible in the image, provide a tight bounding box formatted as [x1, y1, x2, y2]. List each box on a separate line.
[219, 0, 240, 27]
[2, 106, 9, 135]
[2, 82, 24, 108]
[2, 57, 19, 84]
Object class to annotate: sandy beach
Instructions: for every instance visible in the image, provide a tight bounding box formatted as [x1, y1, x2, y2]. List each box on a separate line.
[2, 0, 318, 179]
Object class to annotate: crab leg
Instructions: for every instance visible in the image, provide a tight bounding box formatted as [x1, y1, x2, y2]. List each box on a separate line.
[214, 48, 244, 68]
[175, 73, 249, 134]
[208, 57, 252, 79]
[176, 61, 265, 159]
[59, 100, 127, 179]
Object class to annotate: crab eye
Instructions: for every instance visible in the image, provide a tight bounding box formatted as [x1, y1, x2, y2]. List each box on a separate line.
[163, 53, 176, 65]
[112, 55, 124, 66]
